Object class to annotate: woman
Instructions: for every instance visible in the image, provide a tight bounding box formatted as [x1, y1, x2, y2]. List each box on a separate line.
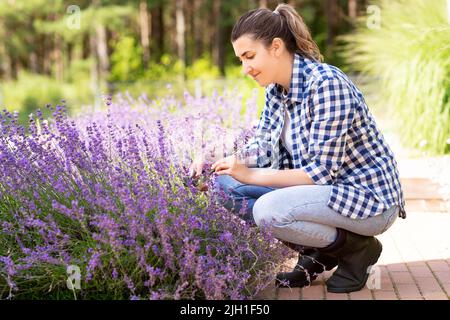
[190, 3, 406, 293]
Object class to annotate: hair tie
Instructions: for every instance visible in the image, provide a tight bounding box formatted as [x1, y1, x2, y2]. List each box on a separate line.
[273, 10, 280, 16]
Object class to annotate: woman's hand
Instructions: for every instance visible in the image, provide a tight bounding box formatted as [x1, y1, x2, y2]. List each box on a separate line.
[189, 159, 206, 178]
[211, 155, 253, 184]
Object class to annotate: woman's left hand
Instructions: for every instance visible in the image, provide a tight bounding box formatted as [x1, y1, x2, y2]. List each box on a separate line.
[211, 155, 253, 184]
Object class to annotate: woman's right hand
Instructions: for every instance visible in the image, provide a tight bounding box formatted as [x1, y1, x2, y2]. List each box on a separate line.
[189, 159, 206, 178]
[189, 155, 236, 178]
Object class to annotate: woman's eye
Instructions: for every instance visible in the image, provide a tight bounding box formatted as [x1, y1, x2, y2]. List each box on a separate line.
[247, 55, 255, 59]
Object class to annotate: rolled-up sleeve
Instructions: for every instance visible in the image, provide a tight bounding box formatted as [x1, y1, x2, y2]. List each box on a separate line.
[302, 78, 356, 185]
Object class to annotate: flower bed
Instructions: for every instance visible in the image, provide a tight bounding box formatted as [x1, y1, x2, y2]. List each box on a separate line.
[0, 90, 292, 300]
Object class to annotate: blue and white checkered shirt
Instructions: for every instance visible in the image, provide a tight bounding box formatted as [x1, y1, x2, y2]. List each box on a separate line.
[240, 53, 406, 220]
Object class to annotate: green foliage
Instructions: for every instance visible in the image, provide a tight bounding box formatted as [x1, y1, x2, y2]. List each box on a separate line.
[0, 72, 63, 123]
[33, 3, 136, 42]
[109, 35, 144, 82]
[142, 54, 184, 82]
[185, 54, 221, 80]
[0, 71, 94, 125]
[340, 0, 450, 155]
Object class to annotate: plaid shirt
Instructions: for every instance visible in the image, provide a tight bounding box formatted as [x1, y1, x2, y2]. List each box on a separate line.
[239, 53, 406, 220]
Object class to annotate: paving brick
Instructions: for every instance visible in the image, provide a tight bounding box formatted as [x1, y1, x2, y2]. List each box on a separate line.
[272, 211, 450, 301]
[301, 284, 324, 300]
[408, 266, 434, 278]
[415, 277, 444, 294]
[277, 287, 300, 300]
[428, 260, 450, 272]
[349, 288, 373, 300]
[255, 284, 277, 300]
[379, 280, 395, 291]
[442, 283, 450, 296]
[373, 291, 398, 300]
[390, 271, 415, 285]
[407, 261, 428, 267]
[378, 277, 395, 291]
[396, 284, 423, 300]
[387, 263, 408, 272]
[325, 292, 349, 300]
[434, 271, 450, 284]
[422, 292, 448, 300]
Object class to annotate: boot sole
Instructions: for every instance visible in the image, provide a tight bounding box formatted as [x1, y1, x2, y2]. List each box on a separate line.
[326, 239, 383, 293]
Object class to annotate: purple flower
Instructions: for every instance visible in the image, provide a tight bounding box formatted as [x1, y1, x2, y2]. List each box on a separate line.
[0, 90, 292, 300]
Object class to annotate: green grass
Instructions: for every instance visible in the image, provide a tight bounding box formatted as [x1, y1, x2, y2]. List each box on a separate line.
[1, 64, 266, 128]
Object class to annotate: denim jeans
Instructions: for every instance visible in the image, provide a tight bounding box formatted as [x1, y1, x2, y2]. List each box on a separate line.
[213, 172, 398, 248]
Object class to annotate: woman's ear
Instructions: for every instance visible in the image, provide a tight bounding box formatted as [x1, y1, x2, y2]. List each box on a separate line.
[271, 38, 285, 57]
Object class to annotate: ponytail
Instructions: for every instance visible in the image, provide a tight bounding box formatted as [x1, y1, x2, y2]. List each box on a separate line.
[231, 3, 323, 62]
[274, 4, 323, 62]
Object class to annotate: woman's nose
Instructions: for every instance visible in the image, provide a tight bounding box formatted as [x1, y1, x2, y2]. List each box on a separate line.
[242, 64, 253, 75]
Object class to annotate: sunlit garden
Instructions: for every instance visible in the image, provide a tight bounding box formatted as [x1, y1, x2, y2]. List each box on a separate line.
[0, 0, 449, 300]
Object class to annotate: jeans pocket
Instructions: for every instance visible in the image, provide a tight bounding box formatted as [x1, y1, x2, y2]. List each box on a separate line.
[381, 205, 399, 233]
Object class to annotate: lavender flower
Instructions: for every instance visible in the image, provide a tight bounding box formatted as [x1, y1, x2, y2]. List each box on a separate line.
[0, 90, 293, 300]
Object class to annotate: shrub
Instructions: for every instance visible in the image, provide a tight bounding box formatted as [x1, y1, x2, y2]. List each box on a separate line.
[340, 0, 450, 154]
[0, 91, 292, 300]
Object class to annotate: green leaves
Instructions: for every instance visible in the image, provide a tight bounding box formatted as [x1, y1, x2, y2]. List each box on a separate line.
[340, 0, 450, 155]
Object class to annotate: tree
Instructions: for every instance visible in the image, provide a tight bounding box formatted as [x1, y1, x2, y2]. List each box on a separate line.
[150, 0, 164, 62]
[175, 0, 186, 69]
[139, 0, 151, 67]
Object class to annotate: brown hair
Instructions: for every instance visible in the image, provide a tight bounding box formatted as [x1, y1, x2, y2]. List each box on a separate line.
[231, 3, 323, 62]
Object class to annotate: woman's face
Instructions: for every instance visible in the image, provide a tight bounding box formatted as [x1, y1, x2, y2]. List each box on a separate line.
[232, 35, 280, 87]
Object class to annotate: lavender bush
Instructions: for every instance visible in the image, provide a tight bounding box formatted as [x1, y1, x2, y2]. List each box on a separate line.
[0, 89, 293, 300]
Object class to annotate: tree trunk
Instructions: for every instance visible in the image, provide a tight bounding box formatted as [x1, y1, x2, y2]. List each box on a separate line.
[139, 0, 151, 67]
[53, 33, 63, 81]
[0, 20, 12, 80]
[89, 32, 100, 109]
[175, 0, 186, 69]
[151, 3, 164, 61]
[95, 23, 109, 80]
[66, 42, 73, 74]
[13, 59, 21, 80]
[205, 0, 213, 60]
[29, 51, 38, 73]
[212, 0, 225, 75]
[0, 44, 12, 80]
[324, 0, 339, 57]
[43, 34, 52, 75]
[192, 0, 203, 61]
[82, 34, 90, 59]
[348, 0, 357, 22]
[36, 34, 45, 74]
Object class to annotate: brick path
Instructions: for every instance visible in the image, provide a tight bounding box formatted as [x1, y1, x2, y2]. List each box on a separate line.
[255, 158, 450, 300]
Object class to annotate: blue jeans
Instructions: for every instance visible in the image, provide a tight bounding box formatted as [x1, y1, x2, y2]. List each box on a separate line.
[213, 173, 398, 248]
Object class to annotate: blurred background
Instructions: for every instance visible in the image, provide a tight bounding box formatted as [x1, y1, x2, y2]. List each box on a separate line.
[0, 0, 449, 155]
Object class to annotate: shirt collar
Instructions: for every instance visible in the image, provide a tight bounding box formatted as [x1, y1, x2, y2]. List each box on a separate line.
[274, 53, 308, 103]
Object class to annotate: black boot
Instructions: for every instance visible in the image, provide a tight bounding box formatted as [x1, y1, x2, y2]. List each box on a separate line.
[275, 242, 338, 288]
[318, 228, 383, 293]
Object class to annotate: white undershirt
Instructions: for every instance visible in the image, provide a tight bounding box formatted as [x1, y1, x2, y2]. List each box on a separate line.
[281, 106, 294, 156]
